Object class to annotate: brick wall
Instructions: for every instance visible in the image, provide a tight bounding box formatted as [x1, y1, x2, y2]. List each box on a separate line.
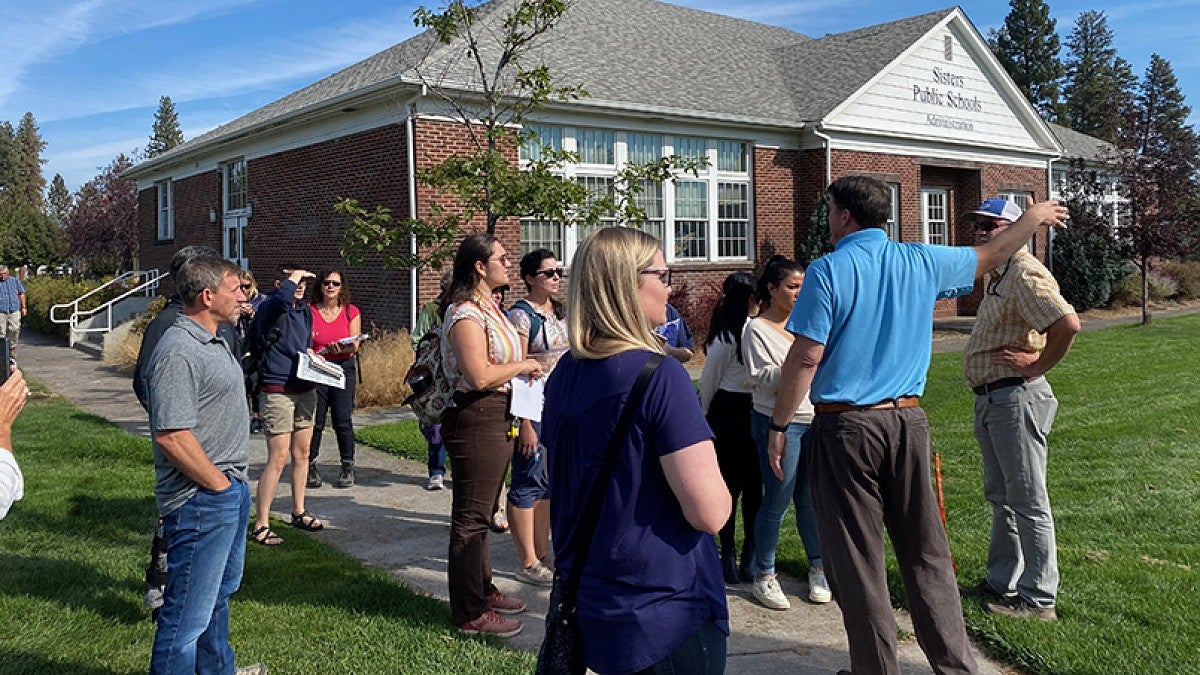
[137, 172, 223, 296]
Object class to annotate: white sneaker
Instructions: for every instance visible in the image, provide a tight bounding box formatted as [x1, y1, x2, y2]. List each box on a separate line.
[517, 560, 554, 586]
[425, 474, 444, 490]
[808, 568, 832, 604]
[752, 573, 790, 610]
[541, 550, 555, 572]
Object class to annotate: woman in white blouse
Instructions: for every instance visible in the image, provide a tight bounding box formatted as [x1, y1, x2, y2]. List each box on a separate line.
[698, 271, 761, 584]
[741, 256, 829, 611]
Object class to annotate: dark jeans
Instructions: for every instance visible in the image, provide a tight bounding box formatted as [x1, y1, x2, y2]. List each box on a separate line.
[421, 423, 447, 477]
[635, 619, 727, 675]
[706, 390, 761, 557]
[808, 407, 977, 675]
[442, 390, 513, 625]
[308, 356, 357, 465]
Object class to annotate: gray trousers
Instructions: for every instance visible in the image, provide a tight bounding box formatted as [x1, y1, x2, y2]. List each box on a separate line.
[0, 311, 19, 356]
[973, 377, 1059, 608]
[809, 407, 976, 675]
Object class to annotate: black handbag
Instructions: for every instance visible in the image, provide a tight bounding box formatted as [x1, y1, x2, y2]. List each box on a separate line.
[535, 353, 663, 675]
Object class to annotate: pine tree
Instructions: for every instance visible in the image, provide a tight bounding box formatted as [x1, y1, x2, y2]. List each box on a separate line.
[0, 122, 16, 198]
[989, 0, 1065, 120]
[146, 96, 184, 158]
[14, 112, 47, 209]
[1063, 11, 1133, 144]
[47, 173, 72, 226]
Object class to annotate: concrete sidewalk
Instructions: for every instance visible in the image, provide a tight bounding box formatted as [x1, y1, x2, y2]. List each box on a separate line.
[19, 329, 1008, 674]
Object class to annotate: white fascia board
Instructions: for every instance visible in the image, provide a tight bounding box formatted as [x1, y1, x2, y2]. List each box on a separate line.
[134, 92, 422, 191]
[516, 108, 800, 151]
[825, 129, 1053, 169]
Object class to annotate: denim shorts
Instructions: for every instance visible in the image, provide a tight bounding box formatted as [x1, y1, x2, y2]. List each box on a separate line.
[507, 422, 550, 508]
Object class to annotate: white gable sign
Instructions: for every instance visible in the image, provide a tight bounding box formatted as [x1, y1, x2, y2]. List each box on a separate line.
[829, 23, 1045, 151]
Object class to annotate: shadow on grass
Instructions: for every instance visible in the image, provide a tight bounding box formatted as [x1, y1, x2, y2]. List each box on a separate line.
[0, 553, 146, 624]
[6, 494, 157, 550]
[0, 650, 126, 675]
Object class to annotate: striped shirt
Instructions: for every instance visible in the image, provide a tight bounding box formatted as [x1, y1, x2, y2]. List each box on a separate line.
[963, 249, 1075, 388]
[442, 297, 524, 393]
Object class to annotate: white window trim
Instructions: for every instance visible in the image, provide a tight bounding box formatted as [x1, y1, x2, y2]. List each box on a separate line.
[885, 183, 900, 241]
[921, 188, 948, 245]
[521, 127, 753, 265]
[156, 179, 174, 240]
[221, 158, 250, 216]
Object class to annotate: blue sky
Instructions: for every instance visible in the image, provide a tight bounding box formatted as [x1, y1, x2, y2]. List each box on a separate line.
[2, 0, 1197, 193]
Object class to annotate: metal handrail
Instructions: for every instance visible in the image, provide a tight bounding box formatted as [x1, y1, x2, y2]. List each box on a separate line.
[49, 270, 162, 341]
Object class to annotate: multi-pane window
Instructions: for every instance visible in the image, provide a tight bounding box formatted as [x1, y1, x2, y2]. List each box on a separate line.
[885, 183, 900, 241]
[521, 124, 562, 163]
[674, 181, 708, 259]
[631, 180, 664, 241]
[576, 175, 616, 242]
[577, 128, 615, 165]
[717, 141, 747, 172]
[673, 136, 706, 163]
[717, 183, 749, 258]
[520, 220, 564, 259]
[223, 158, 248, 212]
[626, 133, 662, 165]
[156, 180, 173, 240]
[922, 189, 947, 245]
[999, 190, 1032, 211]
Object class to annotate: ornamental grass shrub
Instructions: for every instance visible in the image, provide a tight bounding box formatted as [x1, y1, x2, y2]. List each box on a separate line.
[1157, 260, 1200, 300]
[354, 325, 415, 408]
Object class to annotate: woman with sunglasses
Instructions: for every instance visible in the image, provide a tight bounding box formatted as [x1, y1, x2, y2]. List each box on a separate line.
[306, 269, 362, 489]
[542, 227, 730, 674]
[505, 249, 569, 587]
[236, 270, 265, 433]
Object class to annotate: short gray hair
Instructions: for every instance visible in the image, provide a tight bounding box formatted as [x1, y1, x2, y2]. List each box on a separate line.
[177, 257, 240, 305]
[0, 265, 8, 273]
[170, 245, 222, 283]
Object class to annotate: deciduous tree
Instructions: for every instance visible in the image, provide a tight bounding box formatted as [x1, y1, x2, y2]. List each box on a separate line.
[65, 154, 139, 274]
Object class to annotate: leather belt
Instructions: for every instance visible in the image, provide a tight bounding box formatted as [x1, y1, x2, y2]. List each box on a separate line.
[814, 397, 920, 415]
[972, 377, 1025, 396]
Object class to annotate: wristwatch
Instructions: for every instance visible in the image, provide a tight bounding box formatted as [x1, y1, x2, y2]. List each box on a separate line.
[768, 420, 788, 433]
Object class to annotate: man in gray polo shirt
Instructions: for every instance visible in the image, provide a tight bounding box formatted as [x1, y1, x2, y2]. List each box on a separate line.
[147, 256, 264, 674]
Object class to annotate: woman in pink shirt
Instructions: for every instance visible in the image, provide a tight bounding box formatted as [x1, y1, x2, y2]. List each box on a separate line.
[306, 269, 362, 489]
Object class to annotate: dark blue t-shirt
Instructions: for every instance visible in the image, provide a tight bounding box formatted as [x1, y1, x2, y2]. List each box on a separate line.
[543, 349, 727, 674]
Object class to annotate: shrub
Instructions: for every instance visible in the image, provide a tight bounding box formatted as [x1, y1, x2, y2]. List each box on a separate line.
[355, 325, 416, 408]
[102, 296, 167, 373]
[1110, 269, 1178, 306]
[1053, 184, 1130, 311]
[666, 275, 721, 346]
[23, 275, 128, 337]
[1157, 260, 1200, 300]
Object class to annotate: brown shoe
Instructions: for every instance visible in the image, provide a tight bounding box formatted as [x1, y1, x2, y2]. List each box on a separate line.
[959, 580, 1010, 602]
[459, 610, 523, 638]
[486, 587, 526, 615]
[984, 596, 1057, 621]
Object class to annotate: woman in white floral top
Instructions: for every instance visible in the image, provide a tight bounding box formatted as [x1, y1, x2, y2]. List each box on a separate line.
[505, 249, 569, 587]
[439, 233, 543, 639]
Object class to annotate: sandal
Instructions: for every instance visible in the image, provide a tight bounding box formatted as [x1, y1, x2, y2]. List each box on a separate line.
[250, 526, 284, 546]
[291, 510, 324, 531]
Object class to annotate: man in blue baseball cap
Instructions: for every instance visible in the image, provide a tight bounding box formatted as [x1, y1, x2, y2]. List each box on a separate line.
[959, 197, 1080, 622]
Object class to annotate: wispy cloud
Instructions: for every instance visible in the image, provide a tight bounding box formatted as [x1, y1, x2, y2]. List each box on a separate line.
[0, 0, 261, 107]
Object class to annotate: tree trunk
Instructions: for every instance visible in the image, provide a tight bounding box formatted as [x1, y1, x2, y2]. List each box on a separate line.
[1140, 256, 1151, 325]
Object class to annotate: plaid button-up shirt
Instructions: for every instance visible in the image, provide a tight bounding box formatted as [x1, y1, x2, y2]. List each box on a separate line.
[963, 249, 1075, 389]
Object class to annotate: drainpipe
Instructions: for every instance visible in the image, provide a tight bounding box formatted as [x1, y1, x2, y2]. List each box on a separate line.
[1045, 153, 1061, 271]
[407, 102, 420, 331]
[812, 121, 833, 186]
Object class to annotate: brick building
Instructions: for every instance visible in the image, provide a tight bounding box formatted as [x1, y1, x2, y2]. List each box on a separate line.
[126, 1, 1107, 330]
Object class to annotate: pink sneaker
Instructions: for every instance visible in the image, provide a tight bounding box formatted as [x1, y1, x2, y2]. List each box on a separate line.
[487, 588, 527, 615]
[459, 610, 523, 638]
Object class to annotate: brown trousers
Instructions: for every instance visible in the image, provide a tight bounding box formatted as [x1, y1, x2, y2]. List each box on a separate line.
[808, 407, 977, 675]
[442, 391, 512, 625]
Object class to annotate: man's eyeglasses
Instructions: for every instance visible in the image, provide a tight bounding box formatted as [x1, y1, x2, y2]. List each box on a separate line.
[974, 219, 1005, 233]
[322, 280, 342, 287]
[639, 267, 672, 287]
[533, 268, 564, 279]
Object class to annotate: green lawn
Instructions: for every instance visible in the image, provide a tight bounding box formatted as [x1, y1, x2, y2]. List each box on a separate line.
[358, 315, 1200, 673]
[0, 383, 534, 674]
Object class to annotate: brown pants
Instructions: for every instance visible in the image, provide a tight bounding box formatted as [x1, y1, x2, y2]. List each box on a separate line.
[442, 391, 512, 625]
[808, 407, 977, 675]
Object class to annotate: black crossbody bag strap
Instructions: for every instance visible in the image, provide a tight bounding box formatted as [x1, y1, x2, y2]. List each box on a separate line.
[560, 352, 663, 598]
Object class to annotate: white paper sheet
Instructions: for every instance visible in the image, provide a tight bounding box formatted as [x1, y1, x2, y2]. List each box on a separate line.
[508, 374, 545, 422]
[295, 351, 346, 389]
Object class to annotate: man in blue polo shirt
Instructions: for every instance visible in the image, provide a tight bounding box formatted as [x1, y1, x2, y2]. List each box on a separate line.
[768, 176, 1067, 674]
[0, 265, 28, 359]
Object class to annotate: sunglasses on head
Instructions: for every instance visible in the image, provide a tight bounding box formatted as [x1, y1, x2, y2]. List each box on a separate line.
[533, 268, 564, 279]
[322, 280, 342, 287]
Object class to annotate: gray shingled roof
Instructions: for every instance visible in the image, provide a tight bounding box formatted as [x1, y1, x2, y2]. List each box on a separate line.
[131, 1, 961, 174]
[1047, 121, 1116, 161]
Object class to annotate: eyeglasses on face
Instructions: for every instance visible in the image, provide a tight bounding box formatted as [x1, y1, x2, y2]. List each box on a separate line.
[974, 219, 1005, 233]
[534, 268, 564, 279]
[240, 284, 253, 290]
[322, 280, 342, 287]
[639, 267, 672, 287]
